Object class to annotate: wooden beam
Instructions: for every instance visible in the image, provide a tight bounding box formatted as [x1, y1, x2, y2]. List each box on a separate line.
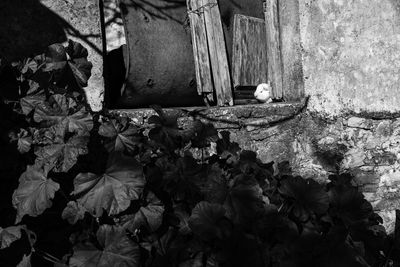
[264, 0, 283, 99]
[202, 0, 233, 106]
[232, 14, 268, 89]
[279, 0, 304, 101]
[187, 0, 214, 101]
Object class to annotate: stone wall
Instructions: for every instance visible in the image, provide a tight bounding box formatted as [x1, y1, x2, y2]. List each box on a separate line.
[36, 0, 400, 232]
[287, 114, 400, 232]
[295, 0, 400, 231]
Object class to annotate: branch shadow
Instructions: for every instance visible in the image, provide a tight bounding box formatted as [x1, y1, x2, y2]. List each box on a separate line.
[120, 0, 187, 25]
[0, 0, 102, 62]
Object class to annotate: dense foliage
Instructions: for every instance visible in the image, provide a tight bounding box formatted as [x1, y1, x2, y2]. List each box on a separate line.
[0, 41, 399, 267]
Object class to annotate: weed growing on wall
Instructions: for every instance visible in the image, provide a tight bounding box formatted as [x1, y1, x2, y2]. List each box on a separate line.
[0, 41, 399, 267]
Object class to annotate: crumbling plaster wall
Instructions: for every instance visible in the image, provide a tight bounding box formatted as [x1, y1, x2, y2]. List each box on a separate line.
[299, 0, 400, 116]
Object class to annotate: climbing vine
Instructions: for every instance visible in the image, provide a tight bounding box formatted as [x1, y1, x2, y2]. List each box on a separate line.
[0, 40, 399, 267]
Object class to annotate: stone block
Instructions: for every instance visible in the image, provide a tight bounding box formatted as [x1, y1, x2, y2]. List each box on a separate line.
[346, 117, 372, 130]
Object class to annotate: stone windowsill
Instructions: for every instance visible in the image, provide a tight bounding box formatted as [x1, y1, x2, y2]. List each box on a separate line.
[111, 100, 307, 129]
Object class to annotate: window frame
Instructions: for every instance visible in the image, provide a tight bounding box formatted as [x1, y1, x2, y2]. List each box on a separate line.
[102, 0, 305, 110]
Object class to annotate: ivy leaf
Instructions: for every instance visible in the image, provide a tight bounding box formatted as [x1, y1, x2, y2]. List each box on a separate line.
[14, 57, 40, 78]
[279, 176, 329, 221]
[21, 58, 39, 75]
[72, 156, 145, 217]
[16, 129, 32, 153]
[148, 115, 180, 151]
[148, 106, 200, 150]
[196, 163, 228, 204]
[188, 201, 229, 241]
[43, 43, 67, 72]
[65, 40, 93, 87]
[16, 253, 32, 267]
[34, 134, 89, 173]
[121, 192, 164, 233]
[43, 41, 92, 89]
[0, 226, 24, 249]
[173, 204, 191, 235]
[328, 185, 373, 226]
[62, 201, 87, 225]
[70, 225, 140, 267]
[216, 131, 240, 164]
[179, 252, 204, 267]
[34, 94, 93, 135]
[99, 117, 142, 153]
[43, 41, 92, 90]
[31, 125, 62, 146]
[224, 175, 266, 225]
[162, 155, 203, 203]
[148, 105, 179, 128]
[12, 165, 60, 223]
[190, 122, 218, 149]
[19, 80, 46, 116]
[9, 128, 32, 154]
[238, 151, 274, 182]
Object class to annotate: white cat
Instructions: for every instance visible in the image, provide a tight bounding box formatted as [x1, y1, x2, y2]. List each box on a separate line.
[254, 82, 273, 103]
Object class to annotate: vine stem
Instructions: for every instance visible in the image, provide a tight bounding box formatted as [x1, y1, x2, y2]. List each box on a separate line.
[35, 249, 65, 265]
[277, 201, 285, 213]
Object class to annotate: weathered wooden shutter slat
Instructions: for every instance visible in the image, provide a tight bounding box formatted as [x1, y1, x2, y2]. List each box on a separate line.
[202, 0, 233, 106]
[232, 14, 268, 89]
[187, 0, 213, 101]
[264, 0, 283, 99]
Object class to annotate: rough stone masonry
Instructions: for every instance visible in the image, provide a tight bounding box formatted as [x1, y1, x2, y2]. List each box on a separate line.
[42, 0, 400, 233]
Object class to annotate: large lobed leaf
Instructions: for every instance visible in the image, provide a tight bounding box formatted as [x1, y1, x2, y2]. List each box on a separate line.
[70, 225, 140, 267]
[16, 253, 32, 267]
[8, 128, 32, 154]
[188, 201, 229, 241]
[279, 176, 329, 221]
[34, 94, 93, 135]
[34, 133, 89, 173]
[0, 226, 23, 249]
[62, 201, 87, 225]
[72, 156, 145, 217]
[19, 80, 46, 116]
[224, 174, 267, 225]
[12, 165, 60, 223]
[328, 185, 373, 226]
[121, 191, 164, 233]
[44, 40, 93, 88]
[98, 117, 142, 154]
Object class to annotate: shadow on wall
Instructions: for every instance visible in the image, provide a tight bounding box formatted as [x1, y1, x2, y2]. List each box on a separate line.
[0, 0, 101, 62]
